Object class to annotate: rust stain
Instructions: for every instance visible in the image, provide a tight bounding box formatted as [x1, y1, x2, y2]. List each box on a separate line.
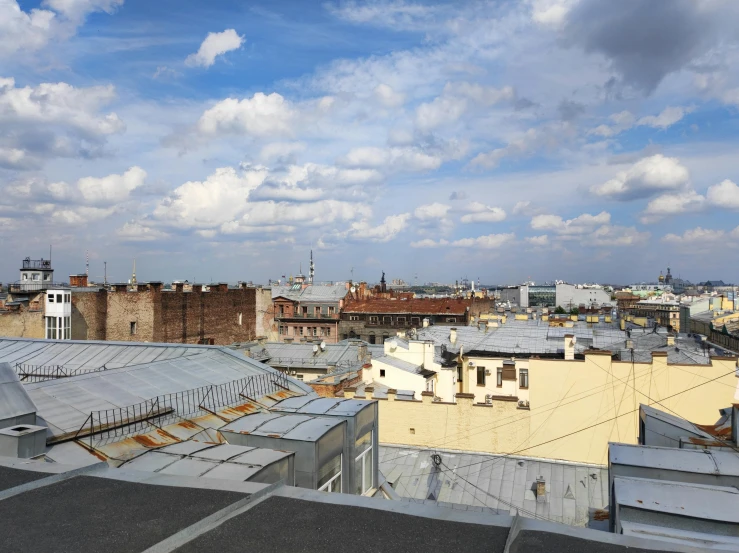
[177, 421, 198, 430]
[267, 434, 281, 438]
[636, 500, 643, 504]
[132, 434, 161, 447]
[592, 509, 609, 521]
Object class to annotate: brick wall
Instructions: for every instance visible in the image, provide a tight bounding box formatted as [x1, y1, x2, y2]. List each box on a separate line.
[0, 308, 44, 338]
[71, 283, 257, 345]
[309, 369, 363, 398]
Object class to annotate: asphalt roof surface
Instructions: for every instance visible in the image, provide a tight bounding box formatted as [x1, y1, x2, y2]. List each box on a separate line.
[0, 464, 48, 492]
[0, 475, 246, 553]
[508, 529, 675, 553]
[173, 495, 511, 553]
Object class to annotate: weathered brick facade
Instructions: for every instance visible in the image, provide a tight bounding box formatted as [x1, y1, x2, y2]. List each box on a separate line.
[71, 283, 258, 345]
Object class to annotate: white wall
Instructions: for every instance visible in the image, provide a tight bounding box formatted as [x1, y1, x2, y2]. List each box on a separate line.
[463, 356, 530, 405]
[367, 357, 427, 396]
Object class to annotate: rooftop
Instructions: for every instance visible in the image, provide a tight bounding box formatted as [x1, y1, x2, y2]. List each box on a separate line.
[272, 283, 348, 302]
[342, 297, 472, 315]
[0, 456, 713, 553]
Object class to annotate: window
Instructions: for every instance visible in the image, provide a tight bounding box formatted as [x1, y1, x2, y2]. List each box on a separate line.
[328, 306, 335, 315]
[355, 431, 373, 495]
[312, 327, 318, 336]
[48, 294, 54, 303]
[130, 321, 137, 335]
[326, 327, 331, 336]
[497, 367, 503, 387]
[32, 273, 40, 281]
[56, 294, 62, 302]
[380, 369, 386, 377]
[45, 316, 56, 339]
[349, 315, 359, 321]
[66, 294, 71, 303]
[383, 316, 392, 325]
[397, 317, 406, 326]
[315, 306, 321, 316]
[368, 334, 376, 344]
[22, 274, 28, 281]
[519, 369, 529, 389]
[299, 327, 304, 336]
[296, 374, 304, 381]
[302, 306, 308, 315]
[446, 317, 456, 323]
[320, 327, 325, 336]
[477, 366, 486, 386]
[279, 305, 285, 316]
[44, 273, 51, 281]
[318, 454, 342, 493]
[369, 316, 378, 325]
[279, 326, 285, 335]
[411, 317, 420, 326]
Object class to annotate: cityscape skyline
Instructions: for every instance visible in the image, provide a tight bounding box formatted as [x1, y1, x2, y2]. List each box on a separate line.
[1, 1, 739, 283]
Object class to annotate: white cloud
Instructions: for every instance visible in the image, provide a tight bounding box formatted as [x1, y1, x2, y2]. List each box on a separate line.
[414, 203, 450, 220]
[531, 211, 610, 235]
[590, 154, 690, 200]
[415, 82, 515, 131]
[153, 166, 267, 229]
[706, 179, 739, 209]
[258, 141, 305, 163]
[530, 0, 579, 27]
[641, 190, 705, 223]
[339, 146, 442, 172]
[0, 77, 124, 136]
[469, 123, 572, 170]
[460, 202, 506, 223]
[77, 166, 146, 204]
[325, 0, 439, 30]
[197, 92, 294, 137]
[52, 205, 116, 225]
[373, 84, 405, 108]
[0, 0, 122, 57]
[117, 221, 169, 241]
[637, 106, 690, 129]
[589, 107, 689, 137]
[662, 227, 736, 244]
[587, 225, 649, 247]
[411, 233, 514, 249]
[349, 213, 410, 243]
[185, 29, 244, 68]
[526, 235, 549, 246]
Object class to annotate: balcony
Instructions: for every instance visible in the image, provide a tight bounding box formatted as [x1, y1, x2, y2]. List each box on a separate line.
[22, 258, 52, 270]
[9, 281, 70, 293]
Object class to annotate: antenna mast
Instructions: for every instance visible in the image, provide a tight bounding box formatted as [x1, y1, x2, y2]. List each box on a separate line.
[86, 250, 89, 276]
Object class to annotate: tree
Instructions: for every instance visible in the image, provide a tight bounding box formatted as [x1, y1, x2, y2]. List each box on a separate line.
[554, 306, 566, 314]
[570, 307, 580, 315]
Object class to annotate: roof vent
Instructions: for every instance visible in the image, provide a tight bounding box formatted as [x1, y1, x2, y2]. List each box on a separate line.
[536, 476, 547, 503]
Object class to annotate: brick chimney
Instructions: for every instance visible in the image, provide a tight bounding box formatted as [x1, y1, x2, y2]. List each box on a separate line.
[69, 274, 88, 287]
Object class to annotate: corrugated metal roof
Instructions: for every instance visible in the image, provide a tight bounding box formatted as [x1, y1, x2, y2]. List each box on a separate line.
[379, 445, 608, 527]
[0, 362, 36, 421]
[609, 443, 739, 476]
[374, 356, 425, 375]
[220, 412, 343, 441]
[271, 396, 370, 416]
[614, 476, 739, 522]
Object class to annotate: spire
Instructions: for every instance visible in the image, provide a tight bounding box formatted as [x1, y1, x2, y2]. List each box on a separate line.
[309, 249, 315, 284]
[131, 259, 137, 285]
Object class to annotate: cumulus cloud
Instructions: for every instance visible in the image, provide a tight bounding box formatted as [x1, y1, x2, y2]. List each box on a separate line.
[662, 226, 739, 244]
[77, 166, 146, 204]
[373, 84, 405, 108]
[197, 92, 294, 137]
[185, 29, 244, 68]
[460, 202, 506, 223]
[415, 81, 515, 131]
[531, 211, 610, 235]
[586, 225, 650, 247]
[414, 203, 450, 220]
[411, 233, 514, 249]
[641, 190, 705, 223]
[349, 213, 411, 243]
[589, 106, 690, 137]
[339, 146, 442, 172]
[0, 0, 122, 57]
[590, 154, 690, 200]
[526, 235, 549, 246]
[706, 179, 739, 210]
[117, 221, 169, 242]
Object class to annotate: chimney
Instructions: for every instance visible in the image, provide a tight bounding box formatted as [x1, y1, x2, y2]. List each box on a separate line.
[175, 282, 184, 293]
[450, 328, 457, 345]
[423, 318, 430, 328]
[192, 284, 203, 294]
[217, 282, 228, 293]
[357, 343, 367, 361]
[626, 339, 634, 350]
[564, 334, 575, 360]
[667, 335, 675, 346]
[114, 283, 128, 293]
[284, 337, 294, 343]
[69, 274, 88, 287]
[536, 476, 546, 503]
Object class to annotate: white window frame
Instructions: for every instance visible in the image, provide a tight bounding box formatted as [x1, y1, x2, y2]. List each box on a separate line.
[355, 439, 373, 495]
[318, 454, 343, 493]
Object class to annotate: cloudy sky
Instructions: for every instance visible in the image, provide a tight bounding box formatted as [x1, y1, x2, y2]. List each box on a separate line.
[2, 0, 739, 286]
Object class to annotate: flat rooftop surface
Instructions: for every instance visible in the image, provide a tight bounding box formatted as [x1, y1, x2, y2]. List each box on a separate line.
[0, 464, 48, 492]
[509, 529, 675, 553]
[379, 445, 609, 527]
[173, 495, 510, 553]
[0, 474, 246, 553]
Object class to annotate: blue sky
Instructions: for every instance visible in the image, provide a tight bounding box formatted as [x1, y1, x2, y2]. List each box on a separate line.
[2, 0, 739, 286]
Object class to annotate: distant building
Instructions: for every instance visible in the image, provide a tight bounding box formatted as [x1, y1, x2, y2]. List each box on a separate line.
[495, 283, 611, 309]
[272, 283, 347, 344]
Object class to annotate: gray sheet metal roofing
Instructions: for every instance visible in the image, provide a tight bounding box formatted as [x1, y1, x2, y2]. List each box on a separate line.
[256, 341, 384, 368]
[609, 443, 739, 477]
[379, 445, 609, 528]
[0, 337, 207, 371]
[270, 396, 369, 416]
[271, 284, 348, 301]
[374, 355, 425, 375]
[3, 341, 310, 439]
[0, 362, 36, 421]
[220, 412, 344, 440]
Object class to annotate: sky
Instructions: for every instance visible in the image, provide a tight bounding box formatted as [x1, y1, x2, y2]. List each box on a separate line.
[1, 0, 739, 286]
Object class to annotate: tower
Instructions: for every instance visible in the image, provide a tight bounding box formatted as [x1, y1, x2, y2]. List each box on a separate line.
[309, 250, 315, 285]
[131, 259, 137, 286]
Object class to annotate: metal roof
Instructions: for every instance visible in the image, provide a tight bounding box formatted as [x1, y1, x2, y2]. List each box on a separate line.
[640, 404, 716, 438]
[614, 476, 739, 523]
[609, 443, 739, 477]
[374, 355, 425, 375]
[0, 362, 36, 421]
[248, 341, 384, 370]
[271, 396, 371, 417]
[220, 412, 344, 441]
[0, 337, 209, 371]
[272, 284, 347, 302]
[379, 445, 609, 527]
[122, 442, 294, 482]
[16, 346, 306, 439]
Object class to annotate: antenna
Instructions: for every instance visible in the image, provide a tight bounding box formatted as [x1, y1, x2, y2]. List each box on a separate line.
[86, 250, 89, 276]
[49, 244, 52, 263]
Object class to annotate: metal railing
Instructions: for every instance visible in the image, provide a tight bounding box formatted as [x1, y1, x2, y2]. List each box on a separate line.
[9, 281, 70, 293]
[15, 363, 108, 383]
[73, 371, 291, 446]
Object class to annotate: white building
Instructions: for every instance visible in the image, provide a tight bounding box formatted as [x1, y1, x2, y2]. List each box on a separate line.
[44, 288, 71, 340]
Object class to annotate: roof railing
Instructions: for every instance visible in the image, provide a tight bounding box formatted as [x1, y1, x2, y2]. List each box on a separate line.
[15, 363, 107, 383]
